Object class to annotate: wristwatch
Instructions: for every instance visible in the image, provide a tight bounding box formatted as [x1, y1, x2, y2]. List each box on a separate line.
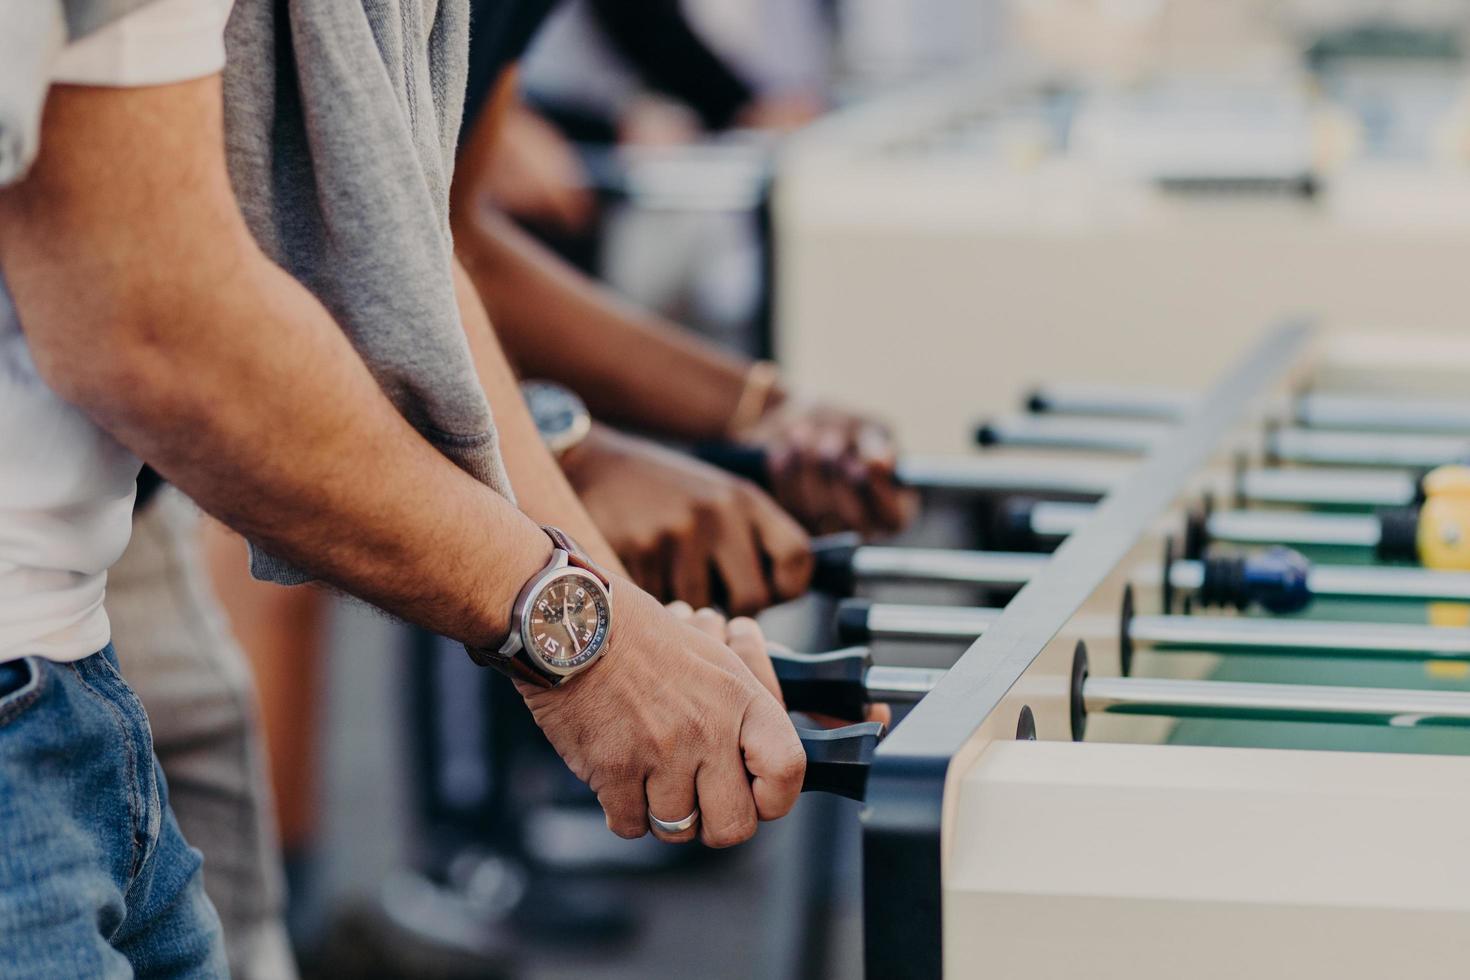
[466, 526, 614, 688]
[521, 380, 592, 459]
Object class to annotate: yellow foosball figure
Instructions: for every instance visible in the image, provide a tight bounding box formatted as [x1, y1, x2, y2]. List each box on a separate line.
[1420, 465, 1470, 635]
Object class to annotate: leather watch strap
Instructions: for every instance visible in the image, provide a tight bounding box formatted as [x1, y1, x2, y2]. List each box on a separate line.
[501, 653, 558, 688]
[541, 526, 611, 586]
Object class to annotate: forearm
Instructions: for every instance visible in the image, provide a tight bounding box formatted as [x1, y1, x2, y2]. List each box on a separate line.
[452, 260, 628, 575]
[5, 228, 546, 650]
[453, 207, 756, 441]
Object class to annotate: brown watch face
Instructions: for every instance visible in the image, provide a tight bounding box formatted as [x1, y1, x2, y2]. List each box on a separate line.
[525, 571, 611, 673]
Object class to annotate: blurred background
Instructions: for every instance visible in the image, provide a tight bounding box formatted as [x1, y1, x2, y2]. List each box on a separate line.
[232, 1, 1470, 976]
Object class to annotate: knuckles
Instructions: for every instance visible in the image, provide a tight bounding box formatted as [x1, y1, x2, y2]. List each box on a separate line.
[703, 819, 757, 849]
[770, 743, 808, 790]
[608, 815, 650, 840]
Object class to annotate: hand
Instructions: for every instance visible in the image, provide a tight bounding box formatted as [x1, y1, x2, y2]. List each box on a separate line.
[668, 604, 892, 730]
[740, 401, 918, 536]
[733, 93, 824, 134]
[618, 96, 701, 147]
[563, 427, 812, 615]
[665, 602, 782, 704]
[485, 103, 595, 233]
[519, 583, 805, 847]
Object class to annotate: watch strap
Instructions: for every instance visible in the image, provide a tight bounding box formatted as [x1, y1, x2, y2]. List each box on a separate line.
[541, 525, 611, 586]
[501, 653, 560, 688]
[464, 641, 559, 688]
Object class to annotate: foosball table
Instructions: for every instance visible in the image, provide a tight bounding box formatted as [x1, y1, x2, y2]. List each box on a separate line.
[748, 320, 1470, 977]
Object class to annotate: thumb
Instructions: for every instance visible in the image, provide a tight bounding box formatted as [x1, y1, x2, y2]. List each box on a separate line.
[741, 693, 806, 821]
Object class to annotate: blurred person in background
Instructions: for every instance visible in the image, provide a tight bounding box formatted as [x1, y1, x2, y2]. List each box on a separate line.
[503, 0, 833, 350]
[0, 0, 815, 973]
[493, 0, 830, 238]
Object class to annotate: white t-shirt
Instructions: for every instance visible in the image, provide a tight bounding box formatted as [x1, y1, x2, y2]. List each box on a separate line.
[0, 0, 233, 664]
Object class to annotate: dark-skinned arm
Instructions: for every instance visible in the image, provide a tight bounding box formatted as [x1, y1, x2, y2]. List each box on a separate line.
[451, 86, 914, 533]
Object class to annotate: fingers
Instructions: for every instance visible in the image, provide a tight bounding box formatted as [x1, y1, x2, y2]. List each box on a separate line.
[739, 483, 813, 601]
[695, 754, 758, 848]
[760, 408, 914, 536]
[855, 422, 915, 533]
[529, 587, 795, 854]
[709, 511, 772, 616]
[740, 694, 807, 822]
[725, 616, 782, 705]
[815, 423, 869, 532]
[670, 605, 781, 705]
[667, 519, 713, 609]
[550, 185, 595, 234]
[687, 606, 727, 641]
[630, 540, 668, 602]
[645, 767, 700, 844]
[679, 608, 752, 678]
[596, 779, 650, 841]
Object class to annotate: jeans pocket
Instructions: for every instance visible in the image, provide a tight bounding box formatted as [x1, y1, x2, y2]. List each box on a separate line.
[0, 658, 42, 726]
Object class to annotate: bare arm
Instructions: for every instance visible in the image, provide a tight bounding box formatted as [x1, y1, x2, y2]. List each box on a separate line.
[451, 258, 627, 575]
[451, 85, 915, 534]
[0, 78, 552, 648]
[451, 114, 752, 441]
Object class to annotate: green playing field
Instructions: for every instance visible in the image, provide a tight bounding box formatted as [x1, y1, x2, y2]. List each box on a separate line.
[1168, 546, 1470, 754]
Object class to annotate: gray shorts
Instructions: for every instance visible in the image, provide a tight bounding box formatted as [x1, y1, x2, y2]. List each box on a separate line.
[108, 488, 297, 980]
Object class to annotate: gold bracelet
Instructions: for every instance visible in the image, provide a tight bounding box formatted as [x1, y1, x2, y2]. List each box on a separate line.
[726, 360, 782, 439]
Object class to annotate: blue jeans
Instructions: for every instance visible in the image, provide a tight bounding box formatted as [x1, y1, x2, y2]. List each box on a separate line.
[0, 646, 228, 978]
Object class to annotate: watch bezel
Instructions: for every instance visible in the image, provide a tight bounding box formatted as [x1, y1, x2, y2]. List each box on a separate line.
[517, 565, 612, 678]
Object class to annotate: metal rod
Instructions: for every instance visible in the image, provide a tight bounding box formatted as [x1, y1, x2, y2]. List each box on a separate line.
[850, 655, 1470, 727]
[1025, 383, 1196, 421]
[1027, 385, 1470, 436]
[1203, 509, 1381, 548]
[1026, 501, 1096, 538]
[1028, 500, 1385, 549]
[849, 547, 1049, 588]
[851, 601, 1470, 660]
[861, 603, 1004, 641]
[977, 415, 1172, 455]
[1298, 563, 1470, 602]
[1084, 675, 1470, 727]
[894, 455, 1131, 497]
[1268, 427, 1470, 469]
[864, 665, 949, 704]
[1296, 393, 1470, 435]
[894, 459, 1412, 509]
[1237, 466, 1419, 508]
[841, 545, 1470, 604]
[889, 455, 1412, 510]
[1128, 614, 1470, 659]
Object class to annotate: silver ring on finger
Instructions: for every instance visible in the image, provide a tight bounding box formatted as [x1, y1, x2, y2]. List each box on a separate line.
[649, 809, 700, 835]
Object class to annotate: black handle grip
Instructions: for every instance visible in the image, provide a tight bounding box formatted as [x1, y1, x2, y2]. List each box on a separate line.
[798, 722, 884, 801]
[771, 647, 873, 722]
[1375, 506, 1420, 564]
[988, 496, 1043, 552]
[810, 532, 862, 595]
[835, 598, 874, 644]
[692, 442, 772, 488]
